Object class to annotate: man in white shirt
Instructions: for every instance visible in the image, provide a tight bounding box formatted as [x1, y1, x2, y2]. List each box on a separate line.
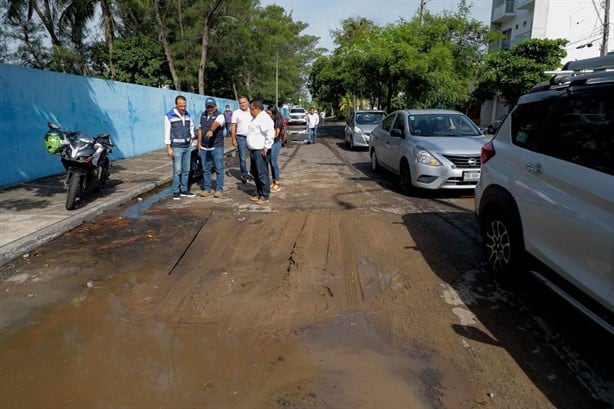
[231, 96, 253, 183]
[246, 100, 275, 204]
[306, 107, 320, 144]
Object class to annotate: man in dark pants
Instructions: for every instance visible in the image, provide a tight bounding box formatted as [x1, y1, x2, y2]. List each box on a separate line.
[231, 96, 252, 183]
[246, 100, 275, 205]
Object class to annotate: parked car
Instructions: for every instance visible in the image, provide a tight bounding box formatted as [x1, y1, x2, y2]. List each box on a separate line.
[344, 110, 386, 150]
[474, 54, 614, 333]
[369, 109, 487, 192]
[486, 114, 507, 134]
[288, 107, 307, 125]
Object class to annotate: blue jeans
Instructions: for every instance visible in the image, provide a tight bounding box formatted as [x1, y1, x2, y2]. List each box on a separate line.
[249, 149, 270, 199]
[201, 147, 224, 192]
[269, 138, 281, 181]
[236, 136, 249, 178]
[308, 127, 317, 143]
[171, 146, 190, 194]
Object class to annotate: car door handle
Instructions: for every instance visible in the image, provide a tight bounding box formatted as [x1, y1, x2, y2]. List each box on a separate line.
[524, 162, 543, 174]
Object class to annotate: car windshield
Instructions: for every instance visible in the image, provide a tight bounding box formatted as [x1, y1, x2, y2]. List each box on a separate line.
[355, 112, 385, 125]
[408, 114, 481, 137]
[290, 109, 305, 114]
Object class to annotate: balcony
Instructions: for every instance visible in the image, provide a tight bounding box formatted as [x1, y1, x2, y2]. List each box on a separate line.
[489, 38, 511, 52]
[491, 1, 516, 23]
[516, 0, 534, 10]
[511, 32, 531, 47]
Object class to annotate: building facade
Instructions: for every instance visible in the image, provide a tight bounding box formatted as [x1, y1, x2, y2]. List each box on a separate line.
[482, 0, 613, 127]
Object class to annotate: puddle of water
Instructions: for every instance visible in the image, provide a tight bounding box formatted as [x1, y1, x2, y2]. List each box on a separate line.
[281, 311, 471, 409]
[0, 272, 292, 408]
[0, 267, 472, 409]
[120, 187, 171, 219]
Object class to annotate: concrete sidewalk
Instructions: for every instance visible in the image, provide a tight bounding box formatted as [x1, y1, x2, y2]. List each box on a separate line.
[0, 144, 234, 267]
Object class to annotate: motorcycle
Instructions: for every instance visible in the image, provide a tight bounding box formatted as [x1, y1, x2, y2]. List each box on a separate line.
[43, 122, 114, 210]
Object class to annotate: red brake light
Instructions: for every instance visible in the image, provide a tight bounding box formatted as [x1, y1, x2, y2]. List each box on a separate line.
[481, 141, 495, 164]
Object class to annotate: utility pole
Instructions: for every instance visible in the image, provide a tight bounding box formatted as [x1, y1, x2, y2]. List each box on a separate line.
[275, 54, 279, 107]
[419, 0, 427, 26]
[602, 0, 610, 56]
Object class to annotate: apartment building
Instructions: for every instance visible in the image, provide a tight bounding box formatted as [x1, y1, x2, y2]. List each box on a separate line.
[482, 0, 613, 127]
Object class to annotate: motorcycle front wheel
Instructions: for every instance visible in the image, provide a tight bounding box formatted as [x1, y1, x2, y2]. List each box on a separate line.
[66, 174, 81, 210]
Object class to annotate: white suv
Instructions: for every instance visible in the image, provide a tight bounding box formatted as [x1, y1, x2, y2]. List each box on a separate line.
[474, 55, 614, 332]
[288, 107, 307, 125]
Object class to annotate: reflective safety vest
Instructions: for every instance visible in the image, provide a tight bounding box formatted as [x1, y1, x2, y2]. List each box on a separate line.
[166, 108, 192, 148]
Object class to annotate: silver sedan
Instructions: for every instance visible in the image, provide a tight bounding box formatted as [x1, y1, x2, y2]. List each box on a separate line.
[369, 109, 488, 192]
[344, 110, 386, 150]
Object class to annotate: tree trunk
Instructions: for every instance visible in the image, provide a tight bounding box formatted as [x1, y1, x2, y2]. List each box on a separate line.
[153, 0, 181, 90]
[100, 0, 115, 79]
[198, 0, 224, 95]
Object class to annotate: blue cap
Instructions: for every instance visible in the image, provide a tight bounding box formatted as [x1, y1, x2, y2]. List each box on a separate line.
[205, 97, 216, 107]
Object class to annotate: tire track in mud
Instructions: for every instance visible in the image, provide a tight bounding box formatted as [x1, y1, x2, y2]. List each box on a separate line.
[327, 212, 364, 311]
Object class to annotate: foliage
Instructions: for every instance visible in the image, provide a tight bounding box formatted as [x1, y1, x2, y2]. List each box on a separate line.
[92, 36, 170, 86]
[308, 5, 492, 113]
[472, 38, 568, 106]
[0, 0, 319, 98]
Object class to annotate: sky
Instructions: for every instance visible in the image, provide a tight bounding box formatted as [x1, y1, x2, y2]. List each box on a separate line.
[259, 0, 493, 51]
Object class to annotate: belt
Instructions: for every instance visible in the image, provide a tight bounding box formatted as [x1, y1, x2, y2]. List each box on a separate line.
[237, 134, 247, 138]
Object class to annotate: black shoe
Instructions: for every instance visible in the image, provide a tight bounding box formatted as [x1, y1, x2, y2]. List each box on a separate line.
[241, 177, 247, 184]
[307, 141, 311, 144]
[173, 193, 180, 200]
[180, 191, 195, 198]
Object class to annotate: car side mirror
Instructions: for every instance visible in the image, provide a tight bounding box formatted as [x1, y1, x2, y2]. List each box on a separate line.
[391, 128, 404, 138]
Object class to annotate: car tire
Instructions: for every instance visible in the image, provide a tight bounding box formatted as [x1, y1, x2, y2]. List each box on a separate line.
[399, 160, 414, 194]
[370, 149, 380, 172]
[481, 201, 526, 277]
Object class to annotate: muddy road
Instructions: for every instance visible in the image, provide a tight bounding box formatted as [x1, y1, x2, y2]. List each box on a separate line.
[0, 123, 612, 408]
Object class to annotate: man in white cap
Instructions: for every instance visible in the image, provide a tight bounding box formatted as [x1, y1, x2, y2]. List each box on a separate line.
[198, 97, 226, 198]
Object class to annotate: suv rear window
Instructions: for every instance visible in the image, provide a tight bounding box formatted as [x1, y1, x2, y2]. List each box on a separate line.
[512, 90, 614, 175]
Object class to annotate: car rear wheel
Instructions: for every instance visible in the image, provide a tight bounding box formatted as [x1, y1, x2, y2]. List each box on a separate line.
[481, 205, 525, 277]
[370, 149, 380, 172]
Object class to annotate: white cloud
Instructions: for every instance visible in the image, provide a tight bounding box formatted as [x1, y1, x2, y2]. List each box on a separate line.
[260, 0, 492, 51]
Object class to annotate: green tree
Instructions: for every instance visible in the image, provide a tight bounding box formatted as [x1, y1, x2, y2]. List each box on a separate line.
[92, 35, 169, 86]
[309, 5, 491, 113]
[472, 38, 568, 106]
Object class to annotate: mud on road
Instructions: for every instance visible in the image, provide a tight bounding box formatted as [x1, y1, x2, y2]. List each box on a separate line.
[0, 123, 611, 408]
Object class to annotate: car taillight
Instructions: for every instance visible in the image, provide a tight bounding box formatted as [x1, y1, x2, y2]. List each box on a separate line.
[481, 141, 495, 164]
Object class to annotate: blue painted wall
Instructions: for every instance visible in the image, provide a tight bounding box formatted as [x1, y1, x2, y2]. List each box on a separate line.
[0, 63, 238, 188]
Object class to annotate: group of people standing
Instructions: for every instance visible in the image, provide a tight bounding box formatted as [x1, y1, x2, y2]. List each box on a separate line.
[164, 94, 284, 205]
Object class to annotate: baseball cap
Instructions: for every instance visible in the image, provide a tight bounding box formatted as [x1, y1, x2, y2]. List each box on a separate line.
[205, 97, 216, 107]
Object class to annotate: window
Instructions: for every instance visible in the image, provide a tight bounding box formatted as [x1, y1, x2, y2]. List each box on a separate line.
[542, 90, 614, 175]
[511, 100, 550, 150]
[392, 113, 406, 134]
[381, 113, 396, 132]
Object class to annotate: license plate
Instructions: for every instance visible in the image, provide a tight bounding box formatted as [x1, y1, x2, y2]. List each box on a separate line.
[463, 171, 480, 181]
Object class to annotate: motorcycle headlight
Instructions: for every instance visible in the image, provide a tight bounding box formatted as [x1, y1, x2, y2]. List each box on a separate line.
[414, 146, 441, 166]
